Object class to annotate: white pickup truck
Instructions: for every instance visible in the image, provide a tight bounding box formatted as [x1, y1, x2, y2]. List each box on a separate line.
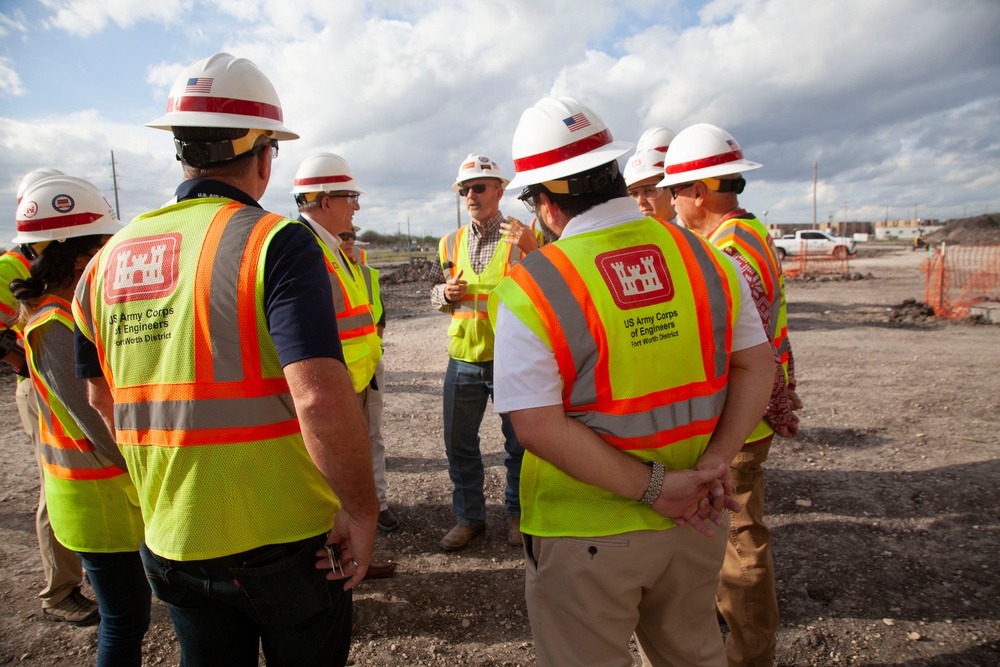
[772, 230, 857, 259]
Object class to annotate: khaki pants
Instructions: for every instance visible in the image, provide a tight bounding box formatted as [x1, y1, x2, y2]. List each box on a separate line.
[525, 524, 728, 667]
[716, 436, 779, 667]
[367, 360, 388, 510]
[15, 378, 83, 607]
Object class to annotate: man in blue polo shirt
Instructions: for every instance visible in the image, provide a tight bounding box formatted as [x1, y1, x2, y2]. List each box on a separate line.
[73, 52, 378, 667]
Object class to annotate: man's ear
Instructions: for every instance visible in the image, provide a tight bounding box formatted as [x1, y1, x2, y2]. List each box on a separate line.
[257, 147, 272, 184]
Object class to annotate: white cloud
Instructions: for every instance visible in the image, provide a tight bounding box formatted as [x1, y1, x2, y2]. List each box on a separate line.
[0, 57, 24, 97]
[0, 9, 28, 39]
[40, 0, 194, 36]
[7, 0, 999, 234]
[0, 111, 178, 241]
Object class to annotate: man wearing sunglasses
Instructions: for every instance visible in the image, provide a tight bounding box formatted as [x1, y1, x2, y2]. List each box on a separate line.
[661, 123, 801, 667]
[430, 153, 540, 552]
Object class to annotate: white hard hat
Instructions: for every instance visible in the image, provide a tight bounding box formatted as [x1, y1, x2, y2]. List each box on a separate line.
[13, 175, 122, 244]
[624, 127, 676, 187]
[146, 52, 298, 141]
[658, 123, 761, 187]
[16, 168, 65, 205]
[291, 153, 366, 196]
[635, 126, 676, 154]
[507, 97, 633, 190]
[452, 154, 509, 192]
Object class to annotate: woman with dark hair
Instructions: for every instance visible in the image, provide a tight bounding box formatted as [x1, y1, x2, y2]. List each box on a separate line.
[12, 175, 150, 667]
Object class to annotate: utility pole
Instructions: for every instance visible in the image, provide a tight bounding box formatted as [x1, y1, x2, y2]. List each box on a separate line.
[110, 150, 121, 220]
[812, 161, 817, 229]
[407, 216, 411, 252]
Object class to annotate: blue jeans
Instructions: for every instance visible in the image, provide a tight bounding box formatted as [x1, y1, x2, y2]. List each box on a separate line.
[443, 357, 524, 525]
[140, 534, 352, 667]
[78, 550, 152, 667]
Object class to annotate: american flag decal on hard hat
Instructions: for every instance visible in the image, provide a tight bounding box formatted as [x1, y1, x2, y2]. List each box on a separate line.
[185, 77, 214, 94]
[563, 113, 591, 132]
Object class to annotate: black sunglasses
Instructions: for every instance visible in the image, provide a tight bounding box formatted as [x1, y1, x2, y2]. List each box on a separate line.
[458, 183, 493, 197]
[668, 182, 697, 198]
[338, 231, 356, 241]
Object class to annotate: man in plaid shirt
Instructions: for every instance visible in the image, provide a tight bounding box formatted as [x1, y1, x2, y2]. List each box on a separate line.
[431, 153, 540, 552]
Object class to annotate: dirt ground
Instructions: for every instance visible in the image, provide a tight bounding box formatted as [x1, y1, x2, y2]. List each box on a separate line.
[0, 245, 997, 666]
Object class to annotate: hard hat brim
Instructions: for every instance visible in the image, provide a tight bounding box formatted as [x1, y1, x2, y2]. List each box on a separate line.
[507, 141, 633, 191]
[145, 113, 299, 141]
[657, 159, 762, 187]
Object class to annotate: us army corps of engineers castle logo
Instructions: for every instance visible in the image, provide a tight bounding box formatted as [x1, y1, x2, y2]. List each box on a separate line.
[104, 233, 181, 305]
[596, 244, 674, 309]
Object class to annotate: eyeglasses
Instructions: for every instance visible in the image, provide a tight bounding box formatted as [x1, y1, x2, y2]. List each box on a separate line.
[667, 182, 697, 198]
[19, 242, 45, 260]
[458, 183, 494, 197]
[254, 140, 278, 159]
[338, 231, 356, 241]
[628, 186, 663, 201]
[326, 193, 361, 205]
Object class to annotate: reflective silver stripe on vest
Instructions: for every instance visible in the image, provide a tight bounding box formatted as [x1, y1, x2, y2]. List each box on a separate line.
[361, 264, 374, 303]
[27, 302, 62, 434]
[720, 224, 780, 340]
[40, 441, 116, 471]
[115, 392, 296, 432]
[76, 278, 97, 339]
[683, 233, 732, 379]
[568, 386, 728, 439]
[776, 336, 790, 356]
[338, 311, 374, 333]
[210, 207, 270, 383]
[520, 252, 600, 407]
[441, 230, 459, 274]
[454, 294, 492, 314]
[329, 271, 347, 313]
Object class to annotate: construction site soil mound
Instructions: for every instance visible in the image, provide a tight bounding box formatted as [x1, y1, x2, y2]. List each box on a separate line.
[1, 246, 997, 666]
[926, 214, 1000, 244]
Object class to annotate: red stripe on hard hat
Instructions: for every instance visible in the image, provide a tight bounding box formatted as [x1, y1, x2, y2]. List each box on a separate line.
[294, 175, 352, 186]
[17, 212, 104, 232]
[514, 129, 614, 173]
[665, 149, 743, 175]
[167, 95, 284, 122]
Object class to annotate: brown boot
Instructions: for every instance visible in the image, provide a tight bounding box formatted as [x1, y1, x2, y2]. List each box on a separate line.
[440, 524, 484, 551]
[507, 515, 523, 547]
[42, 588, 100, 626]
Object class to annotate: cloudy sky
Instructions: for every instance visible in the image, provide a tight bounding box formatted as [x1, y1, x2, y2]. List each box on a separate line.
[1, 0, 998, 243]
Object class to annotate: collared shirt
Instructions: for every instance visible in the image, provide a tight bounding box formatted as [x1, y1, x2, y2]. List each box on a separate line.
[298, 210, 343, 253]
[430, 210, 507, 310]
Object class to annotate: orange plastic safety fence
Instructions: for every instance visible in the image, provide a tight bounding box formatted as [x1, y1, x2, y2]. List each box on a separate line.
[921, 243, 1000, 319]
[782, 242, 851, 278]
